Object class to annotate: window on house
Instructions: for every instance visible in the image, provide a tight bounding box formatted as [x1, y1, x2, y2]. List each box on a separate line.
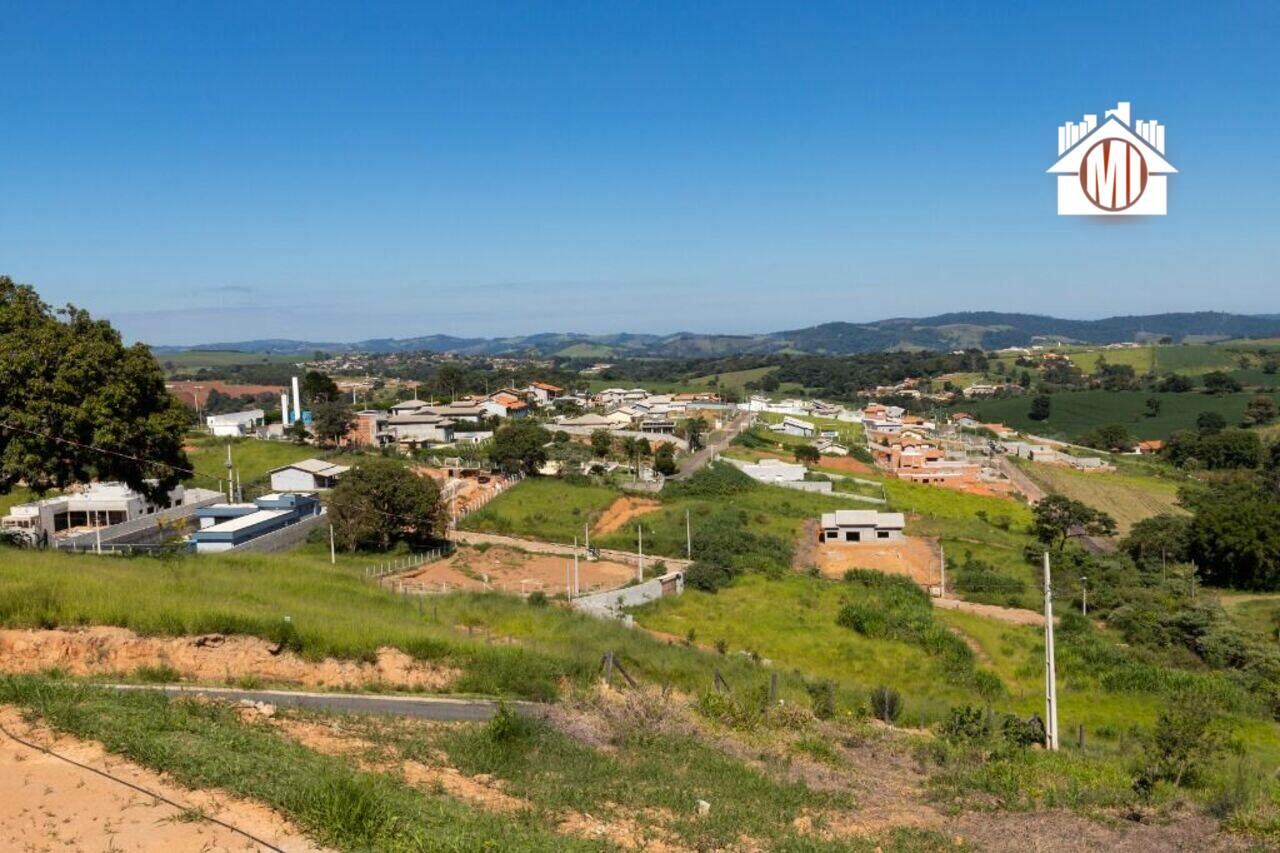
[877, 530, 890, 539]
[845, 530, 860, 542]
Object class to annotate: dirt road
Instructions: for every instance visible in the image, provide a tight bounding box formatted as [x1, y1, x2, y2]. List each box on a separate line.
[672, 411, 753, 480]
[932, 596, 1046, 626]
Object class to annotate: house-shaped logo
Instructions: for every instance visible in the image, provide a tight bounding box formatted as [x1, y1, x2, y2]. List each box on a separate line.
[1047, 101, 1176, 216]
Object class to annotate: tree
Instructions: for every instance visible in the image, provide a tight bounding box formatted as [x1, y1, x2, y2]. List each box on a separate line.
[311, 397, 355, 447]
[1144, 397, 1163, 418]
[1202, 371, 1242, 395]
[1185, 482, 1280, 589]
[1197, 411, 1227, 435]
[285, 419, 310, 445]
[685, 416, 709, 451]
[760, 373, 780, 392]
[653, 443, 677, 476]
[1157, 374, 1194, 393]
[1134, 689, 1228, 791]
[1242, 394, 1277, 427]
[490, 421, 551, 475]
[328, 457, 444, 551]
[301, 370, 339, 404]
[0, 276, 190, 501]
[793, 444, 821, 464]
[1028, 394, 1051, 422]
[1080, 424, 1134, 452]
[1032, 494, 1117, 551]
[589, 429, 614, 458]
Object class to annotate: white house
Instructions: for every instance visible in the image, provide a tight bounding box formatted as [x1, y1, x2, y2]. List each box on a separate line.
[268, 458, 351, 492]
[770, 416, 817, 438]
[814, 438, 849, 456]
[819, 510, 905, 543]
[206, 409, 265, 437]
[526, 381, 564, 405]
[1, 482, 190, 542]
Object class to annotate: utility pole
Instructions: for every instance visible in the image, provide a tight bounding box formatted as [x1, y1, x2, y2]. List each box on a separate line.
[685, 508, 692, 560]
[573, 536, 580, 597]
[329, 524, 336, 565]
[637, 525, 644, 582]
[1080, 575, 1088, 616]
[224, 444, 234, 502]
[1043, 552, 1059, 751]
[939, 544, 946, 598]
[584, 522, 590, 554]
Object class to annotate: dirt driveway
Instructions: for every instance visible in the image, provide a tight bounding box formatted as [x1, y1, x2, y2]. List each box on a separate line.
[593, 497, 661, 536]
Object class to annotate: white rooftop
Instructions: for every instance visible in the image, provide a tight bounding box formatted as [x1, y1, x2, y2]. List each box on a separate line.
[820, 510, 906, 529]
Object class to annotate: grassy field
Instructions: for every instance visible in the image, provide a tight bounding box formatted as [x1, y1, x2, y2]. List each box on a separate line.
[954, 390, 1275, 441]
[1155, 345, 1243, 375]
[184, 436, 329, 491]
[1068, 346, 1157, 375]
[688, 365, 778, 392]
[459, 477, 620, 543]
[1016, 459, 1185, 534]
[0, 541, 841, 703]
[156, 350, 300, 374]
[0, 676, 582, 851]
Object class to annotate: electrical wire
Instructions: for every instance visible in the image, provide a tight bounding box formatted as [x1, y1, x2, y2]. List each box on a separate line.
[0, 718, 286, 852]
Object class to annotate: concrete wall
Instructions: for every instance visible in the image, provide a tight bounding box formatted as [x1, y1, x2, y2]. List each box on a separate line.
[572, 571, 685, 618]
[227, 512, 328, 554]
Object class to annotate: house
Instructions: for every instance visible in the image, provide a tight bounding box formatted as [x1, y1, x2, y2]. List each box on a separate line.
[343, 410, 389, 448]
[1136, 439, 1164, 455]
[814, 438, 849, 456]
[1, 482, 193, 543]
[390, 398, 430, 416]
[819, 510, 905, 543]
[193, 492, 322, 553]
[483, 391, 529, 419]
[639, 418, 677, 435]
[206, 409, 265, 437]
[735, 458, 807, 484]
[268, 458, 351, 492]
[952, 412, 979, 428]
[526, 381, 564, 405]
[558, 412, 632, 431]
[770, 416, 817, 438]
[385, 412, 456, 448]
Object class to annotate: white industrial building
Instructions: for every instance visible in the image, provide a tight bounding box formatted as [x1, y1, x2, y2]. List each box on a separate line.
[1, 482, 190, 541]
[819, 510, 906, 543]
[770, 416, 817, 438]
[268, 458, 351, 492]
[206, 409, 265, 437]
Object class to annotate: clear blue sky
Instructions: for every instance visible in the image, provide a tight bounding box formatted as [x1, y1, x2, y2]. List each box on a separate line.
[2, 1, 1277, 344]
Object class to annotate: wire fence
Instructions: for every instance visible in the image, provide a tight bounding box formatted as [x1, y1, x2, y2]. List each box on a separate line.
[364, 545, 453, 583]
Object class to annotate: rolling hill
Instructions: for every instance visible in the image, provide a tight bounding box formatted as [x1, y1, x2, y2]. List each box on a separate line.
[158, 311, 1280, 358]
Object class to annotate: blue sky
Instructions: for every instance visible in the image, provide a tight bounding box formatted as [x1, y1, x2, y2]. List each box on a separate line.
[2, 1, 1277, 344]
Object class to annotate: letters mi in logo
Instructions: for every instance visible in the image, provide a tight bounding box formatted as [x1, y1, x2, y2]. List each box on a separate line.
[1047, 102, 1177, 216]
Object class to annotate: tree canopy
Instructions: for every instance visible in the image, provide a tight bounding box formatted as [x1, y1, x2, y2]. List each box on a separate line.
[328, 457, 444, 551]
[489, 421, 550, 475]
[0, 277, 190, 500]
[1031, 494, 1117, 551]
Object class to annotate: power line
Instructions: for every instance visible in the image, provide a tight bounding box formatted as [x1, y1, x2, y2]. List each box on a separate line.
[0, 719, 286, 852]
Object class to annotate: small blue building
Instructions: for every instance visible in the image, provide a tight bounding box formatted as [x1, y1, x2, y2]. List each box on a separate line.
[193, 493, 321, 553]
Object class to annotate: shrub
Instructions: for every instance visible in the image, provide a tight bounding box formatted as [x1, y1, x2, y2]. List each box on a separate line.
[939, 705, 989, 744]
[870, 686, 902, 723]
[526, 590, 548, 607]
[486, 702, 536, 743]
[1133, 688, 1230, 793]
[806, 679, 837, 720]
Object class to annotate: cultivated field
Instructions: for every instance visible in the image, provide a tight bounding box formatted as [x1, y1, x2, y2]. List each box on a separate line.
[1016, 459, 1185, 533]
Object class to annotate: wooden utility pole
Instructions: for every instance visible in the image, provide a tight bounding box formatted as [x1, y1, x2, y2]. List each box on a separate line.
[1043, 551, 1059, 751]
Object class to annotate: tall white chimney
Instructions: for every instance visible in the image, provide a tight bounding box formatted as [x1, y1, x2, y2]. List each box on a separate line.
[291, 376, 302, 422]
[281, 392, 290, 425]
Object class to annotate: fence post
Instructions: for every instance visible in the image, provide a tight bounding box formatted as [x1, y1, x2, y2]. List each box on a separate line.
[768, 673, 778, 706]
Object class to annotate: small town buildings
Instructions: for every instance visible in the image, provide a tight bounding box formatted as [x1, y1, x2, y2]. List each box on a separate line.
[815, 438, 849, 456]
[818, 510, 906, 543]
[483, 391, 528, 419]
[193, 492, 322, 553]
[1, 482, 195, 543]
[385, 412, 456, 449]
[952, 412, 980, 428]
[268, 458, 351, 492]
[343, 410, 389, 448]
[1136, 439, 1164, 455]
[206, 409, 265, 437]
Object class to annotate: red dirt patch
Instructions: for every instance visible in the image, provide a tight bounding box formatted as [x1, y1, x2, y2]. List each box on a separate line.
[0, 628, 457, 691]
[593, 497, 662, 536]
[395, 545, 636, 597]
[813, 536, 940, 587]
[166, 380, 286, 409]
[0, 705, 321, 852]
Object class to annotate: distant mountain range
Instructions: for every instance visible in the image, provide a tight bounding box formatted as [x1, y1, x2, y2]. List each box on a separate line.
[155, 311, 1280, 359]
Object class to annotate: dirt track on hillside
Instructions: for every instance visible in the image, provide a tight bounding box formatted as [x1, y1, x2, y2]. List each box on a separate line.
[593, 497, 662, 535]
[0, 706, 321, 852]
[0, 628, 457, 690]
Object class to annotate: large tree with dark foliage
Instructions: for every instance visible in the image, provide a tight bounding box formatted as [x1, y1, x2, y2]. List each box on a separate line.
[489, 421, 550, 475]
[0, 276, 190, 501]
[1032, 494, 1117, 551]
[328, 457, 444, 551]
